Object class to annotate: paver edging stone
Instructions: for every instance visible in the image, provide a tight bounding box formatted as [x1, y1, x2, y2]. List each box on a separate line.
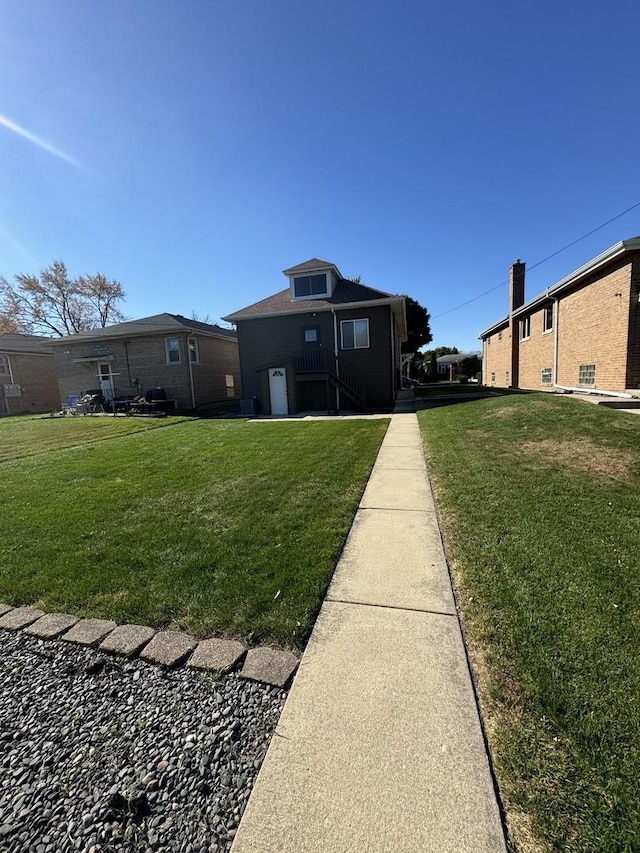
[0, 606, 45, 631]
[24, 612, 79, 639]
[0, 604, 300, 687]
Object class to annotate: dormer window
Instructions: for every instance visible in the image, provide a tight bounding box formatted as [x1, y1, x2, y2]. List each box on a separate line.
[293, 274, 329, 298]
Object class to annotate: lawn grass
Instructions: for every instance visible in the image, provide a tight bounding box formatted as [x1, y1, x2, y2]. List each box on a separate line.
[1, 416, 388, 648]
[418, 394, 640, 852]
[0, 413, 192, 463]
[414, 383, 494, 397]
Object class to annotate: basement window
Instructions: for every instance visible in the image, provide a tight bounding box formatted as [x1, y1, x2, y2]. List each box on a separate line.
[543, 305, 554, 333]
[578, 364, 595, 386]
[541, 367, 552, 385]
[519, 317, 531, 340]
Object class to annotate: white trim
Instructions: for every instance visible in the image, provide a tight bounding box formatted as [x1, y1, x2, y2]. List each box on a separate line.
[223, 295, 405, 323]
[188, 337, 200, 364]
[165, 337, 181, 364]
[340, 318, 370, 350]
[290, 272, 330, 301]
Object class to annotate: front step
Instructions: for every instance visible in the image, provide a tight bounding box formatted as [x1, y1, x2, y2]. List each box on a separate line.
[598, 399, 640, 409]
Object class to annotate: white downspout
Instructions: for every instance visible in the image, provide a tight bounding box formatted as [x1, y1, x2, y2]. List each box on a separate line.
[551, 297, 634, 397]
[187, 336, 196, 409]
[552, 297, 559, 387]
[331, 308, 340, 411]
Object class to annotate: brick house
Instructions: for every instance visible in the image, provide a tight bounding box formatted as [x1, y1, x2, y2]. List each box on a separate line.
[222, 259, 407, 415]
[480, 238, 640, 395]
[50, 314, 240, 411]
[0, 333, 59, 415]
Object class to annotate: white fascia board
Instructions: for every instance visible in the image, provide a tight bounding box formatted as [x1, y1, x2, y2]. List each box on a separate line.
[224, 296, 405, 323]
[512, 237, 640, 319]
[478, 316, 509, 339]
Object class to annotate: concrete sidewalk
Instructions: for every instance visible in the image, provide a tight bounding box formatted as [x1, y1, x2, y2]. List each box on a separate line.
[231, 413, 506, 853]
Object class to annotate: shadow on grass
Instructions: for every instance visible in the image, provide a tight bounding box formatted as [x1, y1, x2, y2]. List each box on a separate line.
[415, 388, 528, 409]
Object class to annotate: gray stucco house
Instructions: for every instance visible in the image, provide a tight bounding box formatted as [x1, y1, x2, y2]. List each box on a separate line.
[222, 259, 407, 415]
[50, 314, 240, 411]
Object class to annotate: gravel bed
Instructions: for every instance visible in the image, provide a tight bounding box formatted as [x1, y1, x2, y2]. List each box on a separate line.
[0, 631, 286, 853]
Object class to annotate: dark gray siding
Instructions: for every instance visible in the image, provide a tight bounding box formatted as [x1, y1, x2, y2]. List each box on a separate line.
[235, 304, 395, 413]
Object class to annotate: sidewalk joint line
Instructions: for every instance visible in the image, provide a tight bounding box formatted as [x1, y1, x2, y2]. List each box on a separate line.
[326, 597, 456, 618]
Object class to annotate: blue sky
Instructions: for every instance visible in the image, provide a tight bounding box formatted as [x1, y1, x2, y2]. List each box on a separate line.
[1, 0, 639, 352]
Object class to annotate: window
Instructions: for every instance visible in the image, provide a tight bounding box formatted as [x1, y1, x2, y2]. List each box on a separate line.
[578, 364, 595, 385]
[505, 370, 509, 384]
[487, 337, 491, 346]
[341, 318, 369, 349]
[225, 374, 235, 397]
[188, 338, 199, 363]
[165, 338, 181, 364]
[498, 331, 502, 342]
[293, 274, 328, 298]
[490, 372, 496, 383]
[302, 326, 320, 345]
[541, 367, 552, 385]
[519, 317, 531, 340]
[543, 305, 553, 333]
[0, 355, 9, 374]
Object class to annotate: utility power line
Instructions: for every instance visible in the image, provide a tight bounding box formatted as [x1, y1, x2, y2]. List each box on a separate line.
[432, 201, 640, 319]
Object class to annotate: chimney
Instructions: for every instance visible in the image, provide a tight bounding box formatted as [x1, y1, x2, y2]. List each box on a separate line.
[509, 260, 526, 314]
[508, 259, 525, 389]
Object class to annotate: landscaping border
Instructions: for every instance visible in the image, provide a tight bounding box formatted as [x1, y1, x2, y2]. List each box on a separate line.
[0, 604, 299, 688]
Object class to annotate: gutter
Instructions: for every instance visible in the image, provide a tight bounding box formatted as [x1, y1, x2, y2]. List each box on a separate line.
[553, 384, 634, 399]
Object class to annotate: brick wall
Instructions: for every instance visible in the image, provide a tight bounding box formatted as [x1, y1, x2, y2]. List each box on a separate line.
[482, 325, 511, 387]
[517, 303, 555, 390]
[191, 335, 241, 405]
[54, 332, 239, 410]
[625, 258, 640, 389]
[556, 263, 633, 392]
[0, 352, 59, 414]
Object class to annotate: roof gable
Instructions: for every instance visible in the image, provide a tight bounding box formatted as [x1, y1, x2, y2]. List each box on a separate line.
[223, 278, 399, 322]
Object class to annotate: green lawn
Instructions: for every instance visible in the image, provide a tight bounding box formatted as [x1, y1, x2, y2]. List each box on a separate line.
[414, 383, 494, 397]
[1, 416, 388, 647]
[418, 395, 640, 852]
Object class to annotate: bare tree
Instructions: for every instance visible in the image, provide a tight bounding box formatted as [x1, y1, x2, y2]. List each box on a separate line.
[0, 261, 126, 336]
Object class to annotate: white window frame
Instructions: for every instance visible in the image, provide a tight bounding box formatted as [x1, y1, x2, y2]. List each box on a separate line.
[519, 316, 531, 341]
[188, 337, 199, 364]
[165, 338, 181, 364]
[292, 273, 329, 300]
[340, 318, 370, 350]
[543, 305, 553, 334]
[541, 367, 552, 385]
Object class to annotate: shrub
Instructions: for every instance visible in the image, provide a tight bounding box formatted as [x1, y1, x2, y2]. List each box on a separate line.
[454, 374, 469, 383]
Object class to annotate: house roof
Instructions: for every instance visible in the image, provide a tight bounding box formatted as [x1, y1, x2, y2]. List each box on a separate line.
[48, 313, 237, 344]
[282, 258, 341, 276]
[478, 236, 640, 339]
[436, 351, 481, 364]
[223, 279, 402, 322]
[0, 333, 54, 355]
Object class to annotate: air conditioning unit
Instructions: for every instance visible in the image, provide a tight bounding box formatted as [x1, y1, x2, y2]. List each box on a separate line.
[240, 398, 256, 415]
